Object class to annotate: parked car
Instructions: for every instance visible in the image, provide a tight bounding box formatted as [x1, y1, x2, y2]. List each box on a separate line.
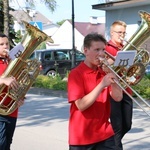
[29, 48, 85, 77]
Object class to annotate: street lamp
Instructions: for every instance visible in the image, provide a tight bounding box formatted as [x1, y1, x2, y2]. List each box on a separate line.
[71, 0, 76, 68]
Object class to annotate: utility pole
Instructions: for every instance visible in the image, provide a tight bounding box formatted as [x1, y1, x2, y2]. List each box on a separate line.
[71, 0, 76, 68]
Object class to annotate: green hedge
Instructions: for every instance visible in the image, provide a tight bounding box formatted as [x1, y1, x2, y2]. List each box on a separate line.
[132, 76, 150, 100]
[33, 75, 67, 90]
[32, 75, 150, 100]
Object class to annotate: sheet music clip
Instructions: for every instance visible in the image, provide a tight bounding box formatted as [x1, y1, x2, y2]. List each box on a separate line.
[9, 43, 24, 60]
[114, 50, 137, 67]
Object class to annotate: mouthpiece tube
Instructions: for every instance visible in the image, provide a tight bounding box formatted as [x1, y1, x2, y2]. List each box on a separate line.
[119, 37, 137, 49]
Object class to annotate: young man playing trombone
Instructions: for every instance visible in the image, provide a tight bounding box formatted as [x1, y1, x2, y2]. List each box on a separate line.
[68, 33, 123, 150]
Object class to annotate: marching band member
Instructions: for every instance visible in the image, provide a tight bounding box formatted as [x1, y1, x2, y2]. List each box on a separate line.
[68, 33, 123, 150]
[0, 33, 24, 150]
[105, 21, 133, 150]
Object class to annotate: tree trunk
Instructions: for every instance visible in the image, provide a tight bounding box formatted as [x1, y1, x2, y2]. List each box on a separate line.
[3, 0, 9, 37]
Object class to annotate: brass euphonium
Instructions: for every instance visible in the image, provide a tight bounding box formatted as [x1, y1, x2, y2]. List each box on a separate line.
[0, 21, 54, 115]
[103, 11, 150, 116]
[103, 10, 150, 116]
[108, 10, 150, 86]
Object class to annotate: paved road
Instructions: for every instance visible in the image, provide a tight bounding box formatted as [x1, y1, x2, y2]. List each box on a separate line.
[11, 88, 150, 150]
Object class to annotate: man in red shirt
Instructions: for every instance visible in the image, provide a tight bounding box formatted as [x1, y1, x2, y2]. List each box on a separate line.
[68, 33, 123, 150]
[105, 21, 133, 150]
[0, 33, 24, 150]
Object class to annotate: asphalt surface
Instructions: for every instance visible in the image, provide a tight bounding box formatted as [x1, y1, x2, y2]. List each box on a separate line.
[11, 87, 150, 150]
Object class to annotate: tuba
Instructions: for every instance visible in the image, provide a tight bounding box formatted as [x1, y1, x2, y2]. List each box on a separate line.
[0, 21, 53, 115]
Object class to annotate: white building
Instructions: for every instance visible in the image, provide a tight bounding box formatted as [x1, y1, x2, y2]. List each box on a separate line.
[49, 19, 105, 51]
[10, 8, 106, 52]
[10, 9, 59, 37]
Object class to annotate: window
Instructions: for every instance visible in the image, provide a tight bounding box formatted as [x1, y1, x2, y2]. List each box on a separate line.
[44, 51, 52, 60]
[76, 51, 85, 61]
[54, 51, 68, 60]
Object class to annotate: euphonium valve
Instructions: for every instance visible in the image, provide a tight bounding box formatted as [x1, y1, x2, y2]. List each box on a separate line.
[125, 62, 146, 85]
[0, 21, 54, 115]
[104, 51, 146, 86]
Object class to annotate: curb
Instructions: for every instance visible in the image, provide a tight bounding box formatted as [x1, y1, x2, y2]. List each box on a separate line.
[28, 87, 68, 98]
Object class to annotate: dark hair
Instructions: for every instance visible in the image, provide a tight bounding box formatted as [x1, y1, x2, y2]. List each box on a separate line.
[83, 32, 106, 48]
[0, 33, 8, 38]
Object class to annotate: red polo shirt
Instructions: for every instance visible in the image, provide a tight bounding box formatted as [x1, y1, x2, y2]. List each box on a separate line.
[68, 62, 114, 145]
[0, 59, 18, 117]
[106, 40, 123, 56]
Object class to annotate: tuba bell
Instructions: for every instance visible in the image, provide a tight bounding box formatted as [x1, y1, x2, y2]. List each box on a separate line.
[0, 21, 53, 115]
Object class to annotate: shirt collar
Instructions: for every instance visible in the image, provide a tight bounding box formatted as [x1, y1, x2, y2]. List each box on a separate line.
[107, 40, 123, 50]
[80, 62, 105, 75]
[0, 57, 9, 64]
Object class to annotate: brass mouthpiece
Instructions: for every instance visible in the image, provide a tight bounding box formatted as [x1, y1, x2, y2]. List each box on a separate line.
[4, 49, 9, 53]
[99, 57, 105, 61]
[120, 37, 124, 41]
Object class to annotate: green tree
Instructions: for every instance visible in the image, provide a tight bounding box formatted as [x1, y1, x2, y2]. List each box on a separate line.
[3, 0, 9, 36]
[36, 42, 46, 50]
[0, 1, 3, 29]
[26, 0, 57, 12]
[0, 0, 16, 47]
[57, 19, 66, 26]
[14, 30, 22, 43]
[1, 0, 57, 46]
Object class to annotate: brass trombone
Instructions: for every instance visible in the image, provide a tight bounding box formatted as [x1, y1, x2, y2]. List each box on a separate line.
[101, 53, 150, 117]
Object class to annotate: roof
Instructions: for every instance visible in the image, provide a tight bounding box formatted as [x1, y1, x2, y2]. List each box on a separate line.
[92, 0, 150, 11]
[73, 21, 105, 36]
[10, 9, 52, 25]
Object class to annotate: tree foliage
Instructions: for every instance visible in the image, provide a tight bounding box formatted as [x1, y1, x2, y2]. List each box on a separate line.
[3, 0, 9, 35]
[57, 19, 66, 26]
[0, 0, 16, 47]
[1, 0, 57, 47]
[27, 0, 57, 12]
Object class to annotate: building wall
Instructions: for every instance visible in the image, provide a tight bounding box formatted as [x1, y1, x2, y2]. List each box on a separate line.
[105, 5, 150, 40]
[43, 24, 59, 37]
[50, 20, 84, 51]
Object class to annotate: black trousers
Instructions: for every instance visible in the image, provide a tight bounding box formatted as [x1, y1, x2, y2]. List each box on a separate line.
[69, 136, 115, 150]
[0, 116, 17, 150]
[110, 93, 133, 150]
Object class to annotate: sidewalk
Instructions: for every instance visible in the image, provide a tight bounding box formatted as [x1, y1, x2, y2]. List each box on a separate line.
[11, 88, 150, 150]
[28, 87, 68, 98]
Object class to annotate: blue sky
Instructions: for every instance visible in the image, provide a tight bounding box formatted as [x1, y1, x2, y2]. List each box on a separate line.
[37, 0, 105, 23]
[10, 0, 105, 23]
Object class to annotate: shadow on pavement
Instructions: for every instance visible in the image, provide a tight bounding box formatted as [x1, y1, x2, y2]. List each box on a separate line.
[123, 108, 150, 150]
[17, 93, 69, 127]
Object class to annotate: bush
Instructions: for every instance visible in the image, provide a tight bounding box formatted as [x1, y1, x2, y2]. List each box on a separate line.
[132, 75, 150, 100]
[33, 74, 67, 91]
[33, 74, 150, 100]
